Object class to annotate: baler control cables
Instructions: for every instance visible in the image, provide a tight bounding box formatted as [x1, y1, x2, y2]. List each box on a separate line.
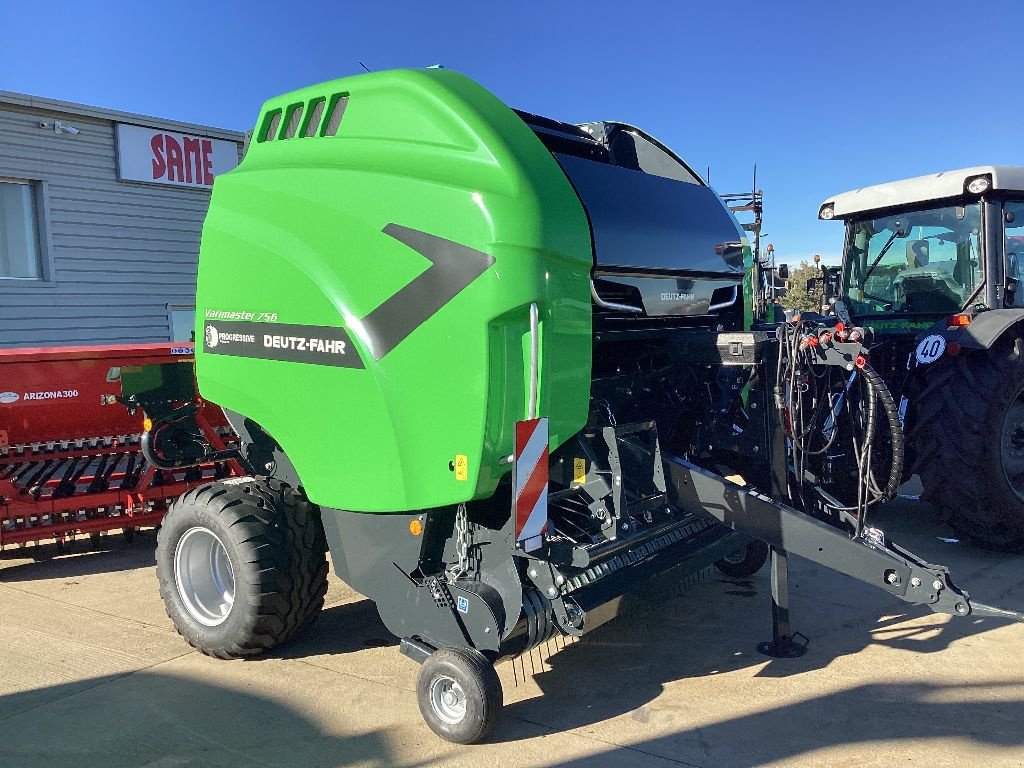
[775, 308, 904, 534]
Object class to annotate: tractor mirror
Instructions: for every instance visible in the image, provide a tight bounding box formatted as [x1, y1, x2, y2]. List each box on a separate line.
[778, 264, 789, 279]
[806, 276, 824, 293]
[825, 270, 841, 296]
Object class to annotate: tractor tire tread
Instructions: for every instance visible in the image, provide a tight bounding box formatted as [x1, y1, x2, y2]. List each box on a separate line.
[916, 337, 1024, 550]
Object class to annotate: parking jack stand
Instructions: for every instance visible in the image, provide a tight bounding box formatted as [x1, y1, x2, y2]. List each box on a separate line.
[757, 546, 808, 658]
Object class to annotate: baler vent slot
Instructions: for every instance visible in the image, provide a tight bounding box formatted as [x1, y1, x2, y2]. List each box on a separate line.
[323, 95, 349, 136]
[283, 104, 303, 139]
[260, 110, 282, 142]
[303, 98, 326, 137]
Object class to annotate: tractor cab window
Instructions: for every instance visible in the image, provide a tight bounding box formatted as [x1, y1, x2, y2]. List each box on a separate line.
[842, 202, 982, 316]
[1004, 201, 1024, 307]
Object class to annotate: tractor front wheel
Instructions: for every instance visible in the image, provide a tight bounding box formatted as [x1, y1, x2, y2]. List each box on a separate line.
[917, 336, 1024, 550]
[155, 477, 328, 658]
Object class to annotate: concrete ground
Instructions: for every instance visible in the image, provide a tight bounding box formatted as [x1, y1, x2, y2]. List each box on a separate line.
[1, 495, 1023, 768]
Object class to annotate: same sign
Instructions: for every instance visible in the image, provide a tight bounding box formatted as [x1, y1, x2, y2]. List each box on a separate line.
[115, 123, 238, 188]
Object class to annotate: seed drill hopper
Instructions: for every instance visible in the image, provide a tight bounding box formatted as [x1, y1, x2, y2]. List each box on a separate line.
[0, 343, 240, 549]
[127, 68, 1024, 744]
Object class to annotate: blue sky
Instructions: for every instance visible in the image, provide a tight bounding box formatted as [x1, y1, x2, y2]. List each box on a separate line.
[3, 1, 1022, 267]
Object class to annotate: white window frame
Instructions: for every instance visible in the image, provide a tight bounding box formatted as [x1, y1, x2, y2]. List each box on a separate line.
[168, 304, 197, 342]
[0, 176, 55, 284]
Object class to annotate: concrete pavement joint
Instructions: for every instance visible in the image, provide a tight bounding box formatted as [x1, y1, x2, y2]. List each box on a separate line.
[0, 647, 196, 724]
[0, 579, 174, 634]
[508, 713, 710, 768]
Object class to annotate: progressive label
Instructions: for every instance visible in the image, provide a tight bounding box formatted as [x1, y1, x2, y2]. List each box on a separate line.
[203, 321, 364, 368]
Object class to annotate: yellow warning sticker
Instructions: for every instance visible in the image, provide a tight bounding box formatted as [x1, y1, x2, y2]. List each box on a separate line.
[455, 454, 469, 481]
[573, 457, 586, 485]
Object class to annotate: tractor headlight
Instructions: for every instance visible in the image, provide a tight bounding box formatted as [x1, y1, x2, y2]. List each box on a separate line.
[819, 203, 836, 220]
[966, 175, 991, 195]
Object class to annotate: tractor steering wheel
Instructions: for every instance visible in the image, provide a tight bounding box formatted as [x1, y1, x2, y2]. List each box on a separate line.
[862, 292, 893, 309]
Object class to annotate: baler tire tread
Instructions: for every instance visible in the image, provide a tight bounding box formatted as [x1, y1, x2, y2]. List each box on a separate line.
[156, 477, 328, 659]
[714, 539, 769, 578]
[916, 337, 1024, 551]
[416, 647, 502, 744]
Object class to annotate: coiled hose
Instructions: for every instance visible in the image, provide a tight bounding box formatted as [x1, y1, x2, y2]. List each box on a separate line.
[858, 362, 905, 501]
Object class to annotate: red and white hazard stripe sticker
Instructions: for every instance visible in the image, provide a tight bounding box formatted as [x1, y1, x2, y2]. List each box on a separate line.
[514, 417, 548, 552]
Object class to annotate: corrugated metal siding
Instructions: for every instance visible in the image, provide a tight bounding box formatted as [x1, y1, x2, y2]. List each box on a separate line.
[0, 102, 242, 347]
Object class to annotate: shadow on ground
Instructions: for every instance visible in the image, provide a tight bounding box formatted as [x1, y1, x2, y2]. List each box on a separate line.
[2, 497, 1022, 766]
[534, 679, 1024, 768]
[0, 671, 422, 768]
[0, 531, 156, 581]
[279, 597, 399, 657]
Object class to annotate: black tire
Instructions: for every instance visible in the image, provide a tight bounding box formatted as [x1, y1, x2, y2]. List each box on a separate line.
[416, 648, 503, 744]
[155, 477, 328, 659]
[915, 336, 1024, 550]
[714, 539, 770, 578]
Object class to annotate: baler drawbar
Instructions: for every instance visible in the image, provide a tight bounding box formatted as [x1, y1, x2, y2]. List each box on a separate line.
[122, 68, 1024, 745]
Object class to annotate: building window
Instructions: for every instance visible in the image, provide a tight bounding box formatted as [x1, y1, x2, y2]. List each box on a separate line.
[170, 306, 196, 341]
[0, 179, 43, 279]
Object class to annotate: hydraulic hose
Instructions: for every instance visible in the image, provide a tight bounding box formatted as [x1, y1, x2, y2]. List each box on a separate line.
[859, 362, 905, 501]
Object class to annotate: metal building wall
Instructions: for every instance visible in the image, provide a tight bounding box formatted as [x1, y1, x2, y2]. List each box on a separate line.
[0, 95, 243, 347]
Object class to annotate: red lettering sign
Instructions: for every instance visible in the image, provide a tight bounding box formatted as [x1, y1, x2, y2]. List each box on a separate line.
[149, 133, 209, 185]
[183, 137, 201, 184]
[164, 135, 183, 182]
[201, 140, 214, 185]
[129, 125, 234, 187]
[151, 134, 166, 178]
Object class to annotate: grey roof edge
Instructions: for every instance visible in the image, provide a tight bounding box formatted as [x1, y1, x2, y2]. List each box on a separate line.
[0, 89, 246, 143]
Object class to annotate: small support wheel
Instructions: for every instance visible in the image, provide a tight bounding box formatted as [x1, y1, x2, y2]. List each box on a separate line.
[714, 539, 769, 578]
[416, 648, 502, 744]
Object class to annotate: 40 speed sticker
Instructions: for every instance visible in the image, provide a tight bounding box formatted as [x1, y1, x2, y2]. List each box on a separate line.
[915, 334, 947, 365]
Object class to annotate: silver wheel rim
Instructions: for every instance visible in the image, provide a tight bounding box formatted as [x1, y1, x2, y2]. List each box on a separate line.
[1001, 392, 1024, 501]
[174, 526, 235, 627]
[429, 675, 467, 725]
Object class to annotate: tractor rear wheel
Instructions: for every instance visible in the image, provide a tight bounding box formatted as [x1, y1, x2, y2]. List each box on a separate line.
[155, 477, 328, 658]
[917, 336, 1024, 550]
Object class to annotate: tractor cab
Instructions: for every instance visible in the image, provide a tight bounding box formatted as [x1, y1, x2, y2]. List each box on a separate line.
[820, 166, 1024, 327]
[819, 167, 1024, 550]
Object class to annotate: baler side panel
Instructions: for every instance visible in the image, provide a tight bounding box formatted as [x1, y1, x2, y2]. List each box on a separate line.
[195, 69, 593, 512]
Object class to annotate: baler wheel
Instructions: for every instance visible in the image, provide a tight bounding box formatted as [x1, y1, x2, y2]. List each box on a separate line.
[155, 478, 328, 658]
[714, 539, 769, 578]
[416, 648, 503, 744]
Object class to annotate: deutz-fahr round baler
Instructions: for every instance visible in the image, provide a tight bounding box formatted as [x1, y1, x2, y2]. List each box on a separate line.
[125, 68, 1021, 744]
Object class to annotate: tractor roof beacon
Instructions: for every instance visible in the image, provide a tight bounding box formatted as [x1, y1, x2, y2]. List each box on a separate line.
[119, 72, 1024, 744]
[821, 166, 1024, 549]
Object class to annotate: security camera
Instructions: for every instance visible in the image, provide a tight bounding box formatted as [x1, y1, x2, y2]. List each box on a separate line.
[54, 121, 80, 135]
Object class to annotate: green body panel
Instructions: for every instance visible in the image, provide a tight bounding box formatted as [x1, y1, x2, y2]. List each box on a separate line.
[195, 69, 593, 512]
[741, 241, 755, 329]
